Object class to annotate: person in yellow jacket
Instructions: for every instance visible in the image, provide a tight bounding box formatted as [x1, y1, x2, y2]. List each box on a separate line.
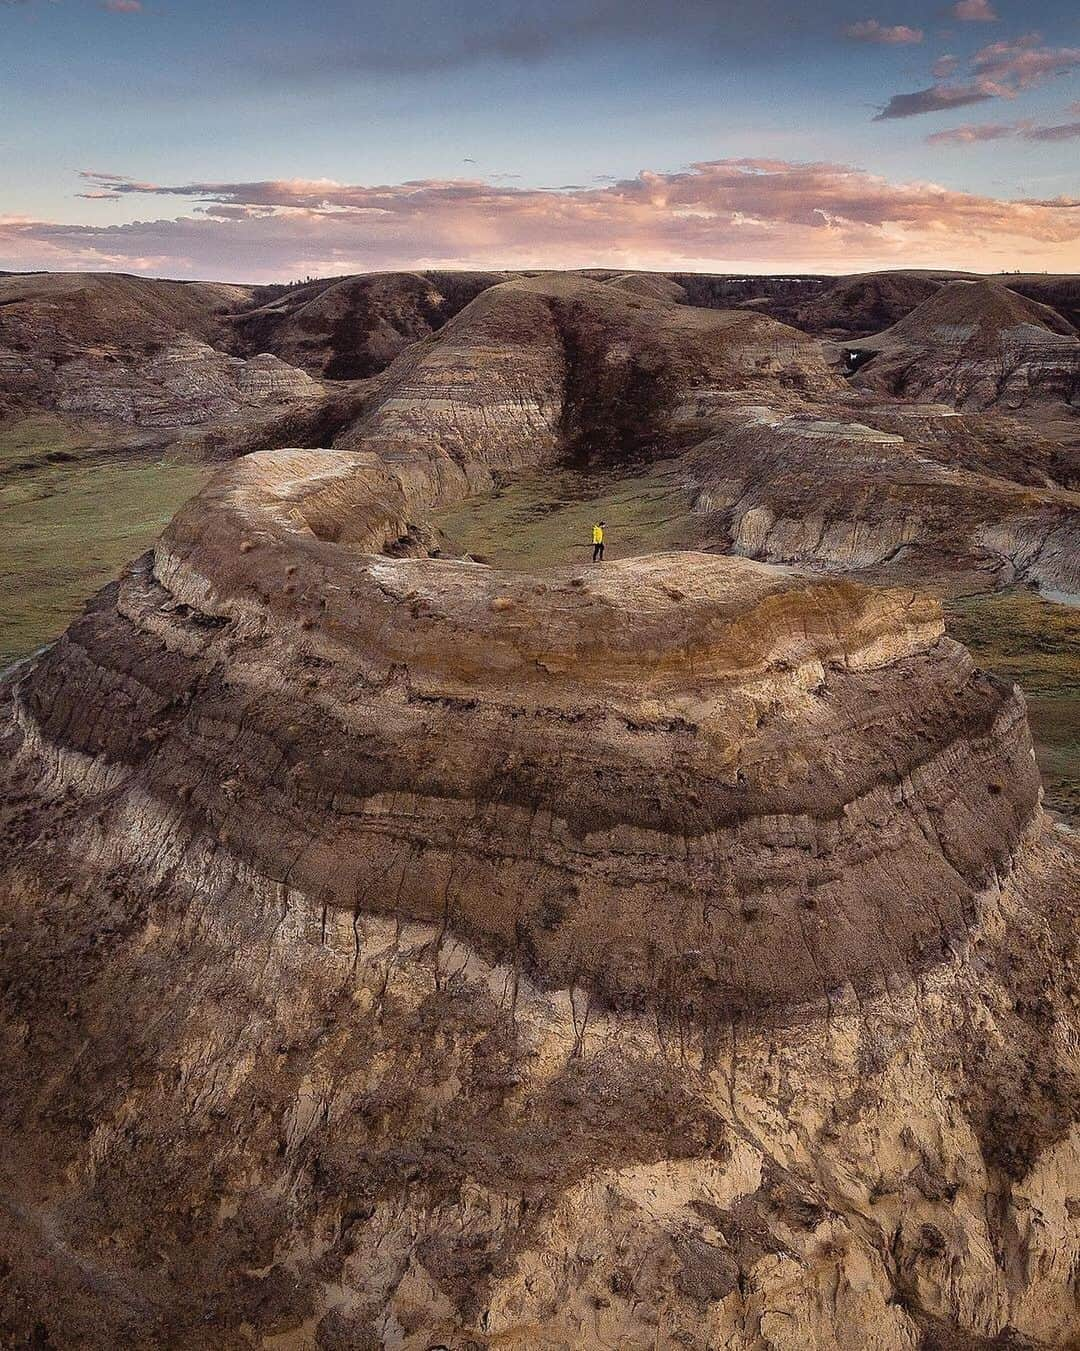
[592, 520, 605, 562]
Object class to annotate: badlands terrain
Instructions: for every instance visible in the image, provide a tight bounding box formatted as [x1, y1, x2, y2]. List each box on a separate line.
[0, 266, 1078, 1348]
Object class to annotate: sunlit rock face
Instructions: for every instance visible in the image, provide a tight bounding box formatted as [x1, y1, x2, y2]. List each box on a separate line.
[686, 412, 1080, 596]
[0, 271, 1077, 1351]
[7, 448, 1040, 1011]
[847, 280, 1080, 411]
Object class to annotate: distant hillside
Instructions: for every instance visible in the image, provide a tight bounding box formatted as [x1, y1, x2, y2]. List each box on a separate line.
[847, 279, 1080, 409]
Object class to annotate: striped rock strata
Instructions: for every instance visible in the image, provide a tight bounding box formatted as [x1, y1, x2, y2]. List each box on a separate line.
[0, 277, 1076, 1351]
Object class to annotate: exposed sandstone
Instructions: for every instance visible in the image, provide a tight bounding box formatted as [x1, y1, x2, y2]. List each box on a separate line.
[0, 269, 1077, 1350]
[847, 280, 1080, 411]
[687, 411, 1080, 596]
[0, 272, 357, 452]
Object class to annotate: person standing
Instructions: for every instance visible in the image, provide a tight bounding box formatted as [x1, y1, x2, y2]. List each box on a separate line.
[592, 520, 605, 562]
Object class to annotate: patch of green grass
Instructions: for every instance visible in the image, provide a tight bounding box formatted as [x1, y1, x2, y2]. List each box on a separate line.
[0, 450, 211, 669]
[0, 413, 96, 473]
[432, 463, 699, 569]
[944, 588, 1079, 821]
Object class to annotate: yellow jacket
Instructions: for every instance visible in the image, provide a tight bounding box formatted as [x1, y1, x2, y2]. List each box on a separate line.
[592, 524, 604, 544]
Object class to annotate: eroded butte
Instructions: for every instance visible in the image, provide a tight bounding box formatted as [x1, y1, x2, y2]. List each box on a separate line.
[0, 272, 1077, 1351]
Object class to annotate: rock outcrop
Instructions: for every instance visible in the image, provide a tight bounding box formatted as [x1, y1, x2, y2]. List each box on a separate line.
[0, 272, 358, 449]
[686, 409, 1080, 595]
[846, 280, 1080, 410]
[319, 275, 1080, 594]
[48, 337, 323, 426]
[230, 271, 516, 379]
[337, 274, 841, 464]
[0, 268, 1077, 1350]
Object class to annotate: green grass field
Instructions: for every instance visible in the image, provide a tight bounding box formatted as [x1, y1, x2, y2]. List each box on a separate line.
[0, 417, 210, 668]
[432, 462, 699, 569]
[944, 588, 1079, 822]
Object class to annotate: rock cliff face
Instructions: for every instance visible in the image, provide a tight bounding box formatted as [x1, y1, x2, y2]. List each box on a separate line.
[686, 410, 1080, 595]
[847, 281, 1080, 411]
[0, 271, 1078, 1350]
[45, 338, 323, 426]
[329, 274, 841, 523]
[320, 276, 1080, 595]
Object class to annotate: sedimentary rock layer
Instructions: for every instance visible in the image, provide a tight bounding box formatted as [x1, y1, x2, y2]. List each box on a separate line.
[0, 269, 1077, 1350]
[5, 442, 1040, 1014]
[687, 411, 1080, 595]
[848, 280, 1080, 411]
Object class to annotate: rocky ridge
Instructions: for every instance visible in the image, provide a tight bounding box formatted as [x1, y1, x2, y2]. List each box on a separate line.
[0, 271, 359, 451]
[321, 276, 1080, 597]
[230, 271, 516, 380]
[846, 280, 1080, 411]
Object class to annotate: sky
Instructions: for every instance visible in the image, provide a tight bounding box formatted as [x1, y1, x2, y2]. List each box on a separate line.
[1, 0, 1078, 281]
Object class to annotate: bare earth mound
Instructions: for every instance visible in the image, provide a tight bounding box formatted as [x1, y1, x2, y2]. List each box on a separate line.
[0, 271, 362, 454]
[230, 271, 515, 380]
[847, 280, 1080, 411]
[0, 269, 1077, 1350]
[794, 271, 945, 337]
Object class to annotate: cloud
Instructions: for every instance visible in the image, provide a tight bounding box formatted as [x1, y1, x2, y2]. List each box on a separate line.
[952, 0, 997, 20]
[842, 19, 923, 44]
[873, 81, 997, 120]
[970, 34, 1080, 91]
[932, 54, 960, 79]
[2, 159, 1078, 282]
[1022, 120, 1080, 142]
[876, 33, 1080, 121]
[103, 0, 143, 10]
[922, 102, 1080, 145]
[925, 121, 1017, 145]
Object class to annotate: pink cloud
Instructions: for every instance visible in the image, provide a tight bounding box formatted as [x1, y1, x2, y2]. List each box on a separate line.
[842, 19, 923, 45]
[102, 0, 143, 10]
[925, 122, 1018, 145]
[971, 34, 1080, 91]
[952, 0, 997, 20]
[932, 54, 961, 79]
[926, 103, 1080, 145]
[878, 34, 1080, 122]
[1, 159, 1077, 282]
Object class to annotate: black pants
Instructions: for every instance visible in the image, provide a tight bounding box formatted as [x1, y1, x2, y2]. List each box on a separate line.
[592, 542, 604, 561]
